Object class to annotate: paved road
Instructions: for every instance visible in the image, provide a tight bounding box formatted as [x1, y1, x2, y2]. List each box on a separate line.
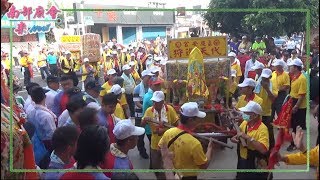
[13, 67, 317, 179]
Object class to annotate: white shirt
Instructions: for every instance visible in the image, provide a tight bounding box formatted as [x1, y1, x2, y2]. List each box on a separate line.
[121, 73, 136, 94]
[286, 40, 296, 50]
[24, 95, 33, 111]
[58, 109, 70, 127]
[44, 87, 61, 112]
[244, 59, 260, 78]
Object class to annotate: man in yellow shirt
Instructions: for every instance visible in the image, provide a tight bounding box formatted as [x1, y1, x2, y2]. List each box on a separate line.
[229, 52, 242, 83]
[251, 62, 265, 81]
[158, 102, 214, 179]
[230, 101, 270, 180]
[20, 51, 33, 87]
[100, 69, 117, 96]
[278, 126, 319, 180]
[254, 68, 278, 150]
[109, 84, 126, 119]
[236, 78, 263, 110]
[37, 49, 50, 80]
[142, 91, 179, 179]
[270, 59, 290, 122]
[129, 61, 141, 84]
[286, 58, 307, 152]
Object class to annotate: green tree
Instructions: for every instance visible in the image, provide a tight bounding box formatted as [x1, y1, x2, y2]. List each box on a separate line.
[204, 0, 319, 37]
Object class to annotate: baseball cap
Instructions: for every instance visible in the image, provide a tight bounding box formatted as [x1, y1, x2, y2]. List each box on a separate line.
[141, 70, 154, 77]
[260, 68, 272, 78]
[83, 58, 89, 63]
[154, 56, 161, 61]
[239, 49, 246, 54]
[130, 53, 135, 56]
[231, 69, 237, 77]
[180, 102, 206, 118]
[149, 77, 163, 85]
[238, 78, 256, 88]
[109, 84, 125, 95]
[103, 46, 109, 49]
[252, 62, 265, 70]
[65, 51, 71, 55]
[150, 66, 160, 73]
[117, 46, 122, 50]
[129, 61, 135, 66]
[228, 52, 237, 57]
[151, 91, 165, 102]
[85, 81, 104, 92]
[272, 59, 286, 68]
[112, 51, 117, 55]
[242, 36, 247, 39]
[122, 64, 131, 71]
[107, 69, 117, 75]
[288, 58, 303, 67]
[46, 75, 59, 83]
[239, 101, 263, 115]
[113, 119, 145, 140]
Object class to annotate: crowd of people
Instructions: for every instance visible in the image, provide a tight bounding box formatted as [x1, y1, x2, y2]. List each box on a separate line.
[1, 34, 319, 180]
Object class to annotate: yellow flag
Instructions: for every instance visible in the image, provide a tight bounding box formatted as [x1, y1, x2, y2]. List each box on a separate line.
[186, 47, 209, 100]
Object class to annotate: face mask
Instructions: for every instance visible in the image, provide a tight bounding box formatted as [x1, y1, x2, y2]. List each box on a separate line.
[242, 113, 251, 121]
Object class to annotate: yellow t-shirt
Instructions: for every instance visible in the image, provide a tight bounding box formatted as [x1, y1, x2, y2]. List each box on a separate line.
[271, 71, 290, 90]
[20, 56, 33, 67]
[3, 58, 10, 70]
[236, 94, 263, 109]
[143, 105, 179, 150]
[290, 73, 307, 109]
[100, 81, 128, 106]
[158, 127, 207, 177]
[239, 120, 269, 159]
[286, 145, 319, 167]
[37, 54, 47, 68]
[132, 70, 141, 82]
[231, 63, 242, 77]
[114, 102, 125, 119]
[255, 83, 278, 116]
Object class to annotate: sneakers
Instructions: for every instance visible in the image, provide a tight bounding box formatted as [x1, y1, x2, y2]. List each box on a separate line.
[286, 144, 297, 152]
[140, 152, 149, 159]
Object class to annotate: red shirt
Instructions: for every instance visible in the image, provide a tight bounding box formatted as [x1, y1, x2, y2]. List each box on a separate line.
[237, 54, 251, 74]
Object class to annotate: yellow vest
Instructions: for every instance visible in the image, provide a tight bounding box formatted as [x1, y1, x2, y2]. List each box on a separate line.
[81, 64, 94, 81]
[61, 58, 74, 73]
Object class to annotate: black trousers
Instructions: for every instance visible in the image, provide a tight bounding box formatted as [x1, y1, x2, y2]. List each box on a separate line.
[40, 66, 50, 80]
[125, 93, 135, 117]
[49, 64, 58, 77]
[135, 117, 148, 154]
[290, 108, 307, 146]
[23, 67, 31, 87]
[271, 91, 287, 121]
[262, 116, 275, 150]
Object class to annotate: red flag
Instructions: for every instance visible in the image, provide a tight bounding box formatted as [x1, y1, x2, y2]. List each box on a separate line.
[268, 128, 284, 169]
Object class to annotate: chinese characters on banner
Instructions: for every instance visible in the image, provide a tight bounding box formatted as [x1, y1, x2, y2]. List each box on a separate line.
[168, 36, 228, 60]
[81, 34, 102, 63]
[60, 35, 81, 43]
[5, 5, 60, 36]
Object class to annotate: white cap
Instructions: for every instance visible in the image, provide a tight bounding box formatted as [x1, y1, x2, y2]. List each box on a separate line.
[272, 59, 286, 68]
[112, 51, 118, 55]
[160, 59, 167, 65]
[231, 69, 237, 77]
[151, 91, 165, 102]
[83, 58, 89, 63]
[154, 56, 161, 61]
[130, 53, 135, 56]
[239, 49, 246, 53]
[129, 61, 135, 66]
[228, 52, 237, 57]
[141, 70, 154, 77]
[117, 46, 122, 50]
[47, 50, 53, 53]
[87, 102, 101, 110]
[239, 101, 263, 115]
[181, 102, 206, 118]
[288, 58, 303, 67]
[103, 46, 109, 49]
[242, 36, 247, 39]
[151, 66, 160, 73]
[107, 69, 117, 75]
[238, 78, 256, 88]
[122, 49, 127, 53]
[122, 64, 131, 71]
[106, 53, 111, 57]
[113, 119, 145, 140]
[110, 84, 125, 95]
[252, 62, 265, 70]
[261, 68, 272, 78]
[65, 51, 71, 54]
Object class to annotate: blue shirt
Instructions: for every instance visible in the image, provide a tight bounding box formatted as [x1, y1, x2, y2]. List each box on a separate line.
[47, 54, 58, 65]
[142, 88, 153, 135]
